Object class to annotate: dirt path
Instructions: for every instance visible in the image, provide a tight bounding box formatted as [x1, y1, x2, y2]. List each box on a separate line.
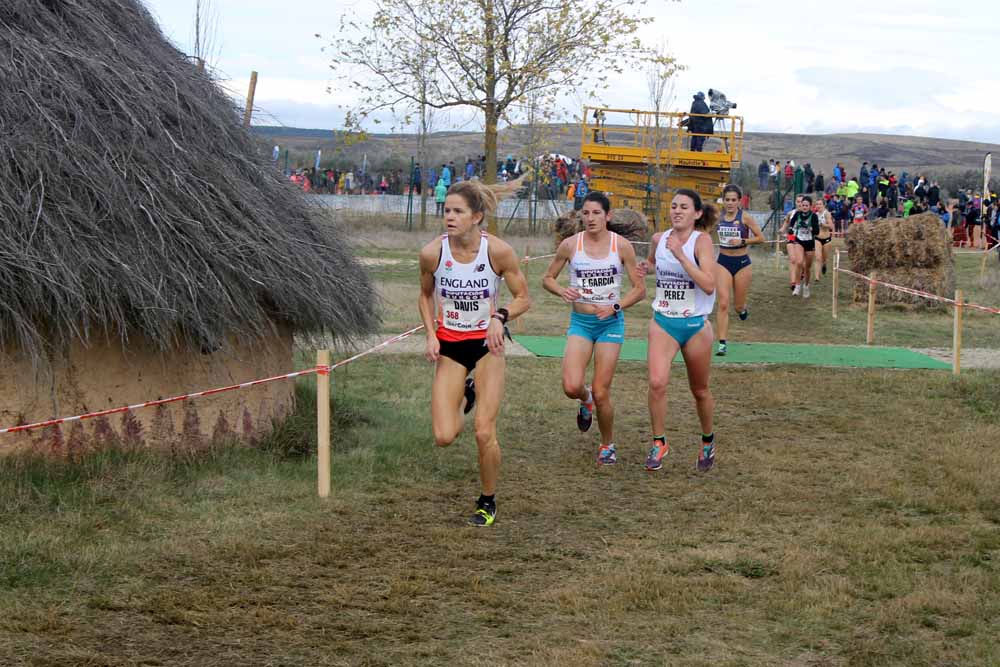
[913, 347, 1000, 370]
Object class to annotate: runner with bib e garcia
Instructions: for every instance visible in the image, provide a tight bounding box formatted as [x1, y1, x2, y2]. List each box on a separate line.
[780, 195, 820, 298]
[418, 181, 532, 528]
[541, 191, 646, 466]
[714, 184, 765, 357]
[643, 189, 719, 473]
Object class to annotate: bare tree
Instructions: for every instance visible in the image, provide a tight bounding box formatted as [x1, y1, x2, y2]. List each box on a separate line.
[644, 41, 682, 229]
[327, 0, 677, 234]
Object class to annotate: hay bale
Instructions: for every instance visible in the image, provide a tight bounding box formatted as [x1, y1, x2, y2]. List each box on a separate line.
[553, 208, 649, 249]
[846, 213, 955, 309]
[846, 213, 951, 270]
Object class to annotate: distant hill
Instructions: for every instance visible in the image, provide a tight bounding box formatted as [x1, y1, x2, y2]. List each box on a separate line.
[253, 124, 999, 178]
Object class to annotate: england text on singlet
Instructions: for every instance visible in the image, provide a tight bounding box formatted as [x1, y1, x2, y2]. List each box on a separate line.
[652, 229, 716, 318]
[434, 233, 500, 342]
[568, 232, 623, 305]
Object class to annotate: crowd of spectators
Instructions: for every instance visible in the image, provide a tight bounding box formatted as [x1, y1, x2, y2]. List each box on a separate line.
[756, 158, 998, 248]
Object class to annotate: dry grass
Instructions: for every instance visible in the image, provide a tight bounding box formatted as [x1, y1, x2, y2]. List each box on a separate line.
[3, 216, 1000, 665]
[2, 358, 999, 665]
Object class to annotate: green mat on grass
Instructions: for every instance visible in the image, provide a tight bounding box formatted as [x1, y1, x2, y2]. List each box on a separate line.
[513, 336, 950, 370]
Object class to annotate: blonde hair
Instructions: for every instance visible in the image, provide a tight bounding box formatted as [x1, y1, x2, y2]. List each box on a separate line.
[447, 181, 499, 225]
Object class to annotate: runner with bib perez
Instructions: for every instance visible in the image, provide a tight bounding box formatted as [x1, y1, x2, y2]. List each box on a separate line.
[780, 195, 820, 298]
[542, 192, 646, 466]
[418, 181, 532, 527]
[643, 189, 718, 473]
[714, 184, 765, 356]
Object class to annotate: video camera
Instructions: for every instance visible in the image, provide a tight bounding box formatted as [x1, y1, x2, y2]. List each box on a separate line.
[707, 89, 737, 115]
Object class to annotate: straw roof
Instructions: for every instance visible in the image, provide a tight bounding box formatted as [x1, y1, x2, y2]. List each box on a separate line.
[0, 0, 377, 358]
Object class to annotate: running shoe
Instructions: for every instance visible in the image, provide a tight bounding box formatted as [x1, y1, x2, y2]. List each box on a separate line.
[576, 385, 594, 432]
[716, 342, 727, 356]
[596, 443, 617, 465]
[792, 284, 801, 296]
[738, 307, 749, 321]
[645, 440, 670, 471]
[802, 284, 811, 299]
[469, 499, 497, 527]
[463, 377, 476, 415]
[697, 443, 716, 472]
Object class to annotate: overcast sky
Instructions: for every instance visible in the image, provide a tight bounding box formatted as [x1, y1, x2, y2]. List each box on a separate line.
[141, 0, 1000, 143]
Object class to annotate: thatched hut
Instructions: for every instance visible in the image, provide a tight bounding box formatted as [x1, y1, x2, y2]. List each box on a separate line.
[845, 213, 955, 309]
[0, 0, 377, 450]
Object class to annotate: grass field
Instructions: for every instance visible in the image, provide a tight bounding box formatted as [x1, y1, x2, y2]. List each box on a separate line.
[3, 216, 1000, 666]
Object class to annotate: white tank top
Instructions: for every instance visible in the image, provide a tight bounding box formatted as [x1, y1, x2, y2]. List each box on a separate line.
[652, 229, 715, 318]
[568, 232, 623, 305]
[434, 233, 499, 338]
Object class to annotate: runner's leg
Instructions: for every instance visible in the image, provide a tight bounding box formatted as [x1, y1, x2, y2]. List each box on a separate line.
[715, 264, 734, 342]
[562, 335, 594, 402]
[681, 323, 715, 436]
[592, 342, 622, 446]
[733, 264, 752, 313]
[471, 351, 505, 496]
[431, 355, 471, 447]
[648, 318, 681, 436]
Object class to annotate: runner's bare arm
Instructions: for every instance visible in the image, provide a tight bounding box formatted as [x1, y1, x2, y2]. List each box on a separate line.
[743, 214, 766, 245]
[617, 239, 647, 309]
[418, 240, 442, 360]
[642, 232, 662, 273]
[541, 236, 578, 302]
[485, 238, 532, 353]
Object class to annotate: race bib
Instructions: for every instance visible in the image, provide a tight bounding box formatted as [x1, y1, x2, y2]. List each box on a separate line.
[440, 290, 491, 332]
[654, 278, 696, 318]
[718, 226, 742, 245]
[796, 226, 813, 241]
[574, 267, 621, 304]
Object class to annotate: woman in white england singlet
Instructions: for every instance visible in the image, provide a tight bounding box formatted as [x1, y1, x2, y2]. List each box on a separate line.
[643, 189, 719, 474]
[541, 192, 646, 466]
[417, 181, 532, 527]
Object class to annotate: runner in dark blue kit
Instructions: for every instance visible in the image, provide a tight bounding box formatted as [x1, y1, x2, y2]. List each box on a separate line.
[713, 184, 765, 356]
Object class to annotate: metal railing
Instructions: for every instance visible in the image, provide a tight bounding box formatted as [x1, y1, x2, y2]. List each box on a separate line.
[582, 106, 744, 164]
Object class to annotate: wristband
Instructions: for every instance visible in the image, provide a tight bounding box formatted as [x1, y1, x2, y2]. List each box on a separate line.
[612, 303, 621, 312]
[493, 307, 509, 324]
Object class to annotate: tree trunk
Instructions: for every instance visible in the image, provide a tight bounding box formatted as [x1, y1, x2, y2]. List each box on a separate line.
[483, 0, 499, 235]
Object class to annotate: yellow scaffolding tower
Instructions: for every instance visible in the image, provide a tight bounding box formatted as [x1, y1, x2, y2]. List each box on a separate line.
[581, 106, 745, 229]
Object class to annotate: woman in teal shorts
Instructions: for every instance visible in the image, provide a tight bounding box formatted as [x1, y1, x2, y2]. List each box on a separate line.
[643, 189, 718, 473]
[542, 192, 646, 465]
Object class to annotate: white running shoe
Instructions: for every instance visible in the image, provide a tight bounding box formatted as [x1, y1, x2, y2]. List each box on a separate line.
[792, 284, 801, 296]
[802, 284, 811, 299]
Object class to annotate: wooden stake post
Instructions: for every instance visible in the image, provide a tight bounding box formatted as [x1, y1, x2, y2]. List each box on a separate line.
[832, 251, 839, 319]
[865, 271, 877, 345]
[953, 290, 964, 376]
[317, 349, 331, 498]
[517, 245, 531, 334]
[243, 71, 258, 129]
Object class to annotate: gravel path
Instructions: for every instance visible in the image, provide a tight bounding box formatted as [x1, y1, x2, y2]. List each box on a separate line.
[912, 348, 1000, 370]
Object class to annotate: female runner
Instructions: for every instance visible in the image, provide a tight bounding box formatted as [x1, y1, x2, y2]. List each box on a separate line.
[812, 196, 834, 281]
[418, 181, 532, 526]
[780, 195, 819, 298]
[644, 189, 718, 472]
[714, 184, 765, 356]
[541, 192, 646, 465]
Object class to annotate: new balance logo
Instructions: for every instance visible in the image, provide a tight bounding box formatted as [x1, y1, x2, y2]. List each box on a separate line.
[475, 264, 486, 272]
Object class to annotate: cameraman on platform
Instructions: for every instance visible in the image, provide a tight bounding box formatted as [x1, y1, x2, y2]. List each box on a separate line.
[687, 91, 713, 152]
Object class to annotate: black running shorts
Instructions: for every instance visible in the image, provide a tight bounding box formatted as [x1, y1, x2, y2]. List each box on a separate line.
[439, 337, 490, 371]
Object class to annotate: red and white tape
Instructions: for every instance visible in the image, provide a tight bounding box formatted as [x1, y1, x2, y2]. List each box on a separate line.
[836, 267, 1000, 314]
[0, 326, 426, 437]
